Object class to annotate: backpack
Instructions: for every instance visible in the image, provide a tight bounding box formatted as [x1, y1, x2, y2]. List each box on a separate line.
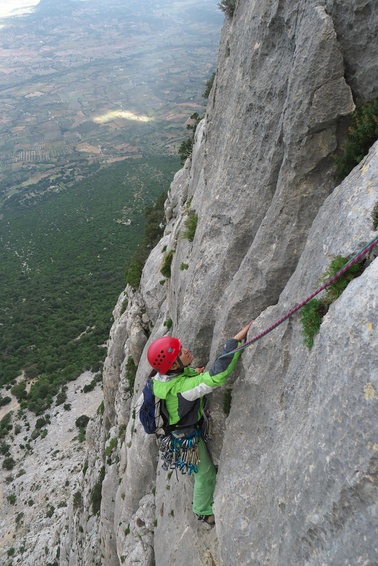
[139, 378, 170, 436]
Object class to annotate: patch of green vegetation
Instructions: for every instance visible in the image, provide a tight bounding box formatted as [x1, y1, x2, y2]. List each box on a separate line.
[0, 442, 10, 455]
[180, 263, 189, 270]
[105, 437, 118, 457]
[82, 374, 102, 393]
[15, 511, 24, 526]
[218, 0, 236, 17]
[73, 490, 82, 509]
[335, 98, 378, 180]
[160, 250, 174, 278]
[181, 210, 198, 242]
[203, 72, 215, 99]
[120, 298, 128, 315]
[91, 466, 105, 515]
[11, 382, 27, 402]
[300, 299, 327, 350]
[125, 356, 137, 392]
[0, 412, 13, 440]
[300, 256, 364, 349]
[55, 386, 68, 406]
[372, 203, 378, 230]
[178, 113, 201, 164]
[0, 396, 11, 407]
[126, 190, 169, 288]
[164, 318, 173, 329]
[178, 137, 194, 164]
[0, 157, 179, 413]
[320, 256, 362, 305]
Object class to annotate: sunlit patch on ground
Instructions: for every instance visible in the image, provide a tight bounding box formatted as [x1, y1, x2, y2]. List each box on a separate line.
[0, 0, 40, 20]
[93, 110, 154, 124]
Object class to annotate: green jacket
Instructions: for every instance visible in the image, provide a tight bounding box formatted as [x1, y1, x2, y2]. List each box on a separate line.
[152, 338, 241, 428]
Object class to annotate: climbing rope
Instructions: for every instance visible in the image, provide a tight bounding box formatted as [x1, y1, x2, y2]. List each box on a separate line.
[221, 233, 378, 358]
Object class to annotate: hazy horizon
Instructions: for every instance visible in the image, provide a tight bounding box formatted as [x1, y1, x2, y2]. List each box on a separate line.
[0, 0, 40, 20]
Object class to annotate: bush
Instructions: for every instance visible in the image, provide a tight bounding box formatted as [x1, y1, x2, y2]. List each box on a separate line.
[11, 381, 27, 401]
[0, 396, 11, 407]
[91, 466, 105, 515]
[300, 256, 364, 349]
[178, 137, 194, 164]
[300, 299, 327, 349]
[373, 204, 378, 230]
[178, 114, 201, 164]
[75, 415, 90, 429]
[125, 356, 137, 392]
[126, 191, 167, 288]
[105, 437, 118, 457]
[182, 210, 198, 242]
[0, 412, 13, 439]
[55, 387, 68, 406]
[335, 98, 378, 180]
[73, 490, 83, 510]
[0, 442, 10, 455]
[36, 417, 48, 429]
[164, 318, 173, 329]
[160, 250, 174, 278]
[319, 256, 362, 305]
[218, 0, 236, 17]
[203, 72, 215, 99]
[2, 456, 16, 470]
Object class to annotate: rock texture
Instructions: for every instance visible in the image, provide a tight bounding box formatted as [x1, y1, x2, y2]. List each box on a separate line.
[2, 0, 377, 564]
[72, 1, 377, 564]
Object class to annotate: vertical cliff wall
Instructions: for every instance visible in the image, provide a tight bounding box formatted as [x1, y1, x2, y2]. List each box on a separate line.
[61, 1, 378, 564]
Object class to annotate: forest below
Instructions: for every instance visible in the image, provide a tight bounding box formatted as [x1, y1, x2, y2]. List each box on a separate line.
[0, 157, 179, 414]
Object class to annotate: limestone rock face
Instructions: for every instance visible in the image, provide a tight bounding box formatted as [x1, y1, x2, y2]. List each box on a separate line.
[19, 1, 376, 565]
[215, 142, 378, 565]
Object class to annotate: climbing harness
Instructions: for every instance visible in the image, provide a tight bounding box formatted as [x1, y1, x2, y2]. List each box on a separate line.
[221, 233, 378, 358]
[159, 428, 202, 475]
[158, 408, 212, 475]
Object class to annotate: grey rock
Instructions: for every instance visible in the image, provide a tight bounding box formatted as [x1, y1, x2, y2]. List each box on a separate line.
[215, 142, 378, 565]
[8, 1, 376, 565]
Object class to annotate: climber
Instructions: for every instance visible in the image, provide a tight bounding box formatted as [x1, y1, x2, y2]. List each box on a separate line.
[146, 320, 253, 526]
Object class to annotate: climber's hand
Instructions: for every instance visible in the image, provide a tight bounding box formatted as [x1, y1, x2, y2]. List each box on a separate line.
[233, 320, 254, 341]
[194, 366, 205, 374]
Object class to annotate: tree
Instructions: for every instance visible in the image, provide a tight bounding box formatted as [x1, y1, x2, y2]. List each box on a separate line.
[2, 456, 16, 470]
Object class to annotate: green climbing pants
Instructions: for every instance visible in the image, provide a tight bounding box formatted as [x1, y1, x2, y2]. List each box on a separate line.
[192, 438, 217, 516]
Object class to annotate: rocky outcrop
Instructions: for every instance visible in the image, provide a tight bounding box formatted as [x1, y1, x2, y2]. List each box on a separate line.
[85, 1, 377, 564]
[3, 0, 375, 564]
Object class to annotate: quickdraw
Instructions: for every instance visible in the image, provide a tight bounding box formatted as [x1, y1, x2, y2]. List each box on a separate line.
[159, 429, 201, 475]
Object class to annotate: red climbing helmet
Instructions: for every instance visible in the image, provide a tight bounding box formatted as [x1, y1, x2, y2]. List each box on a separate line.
[147, 336, 181, 374]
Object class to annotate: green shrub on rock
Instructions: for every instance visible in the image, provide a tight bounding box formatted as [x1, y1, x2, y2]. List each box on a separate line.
[335, 98, 378, 180]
